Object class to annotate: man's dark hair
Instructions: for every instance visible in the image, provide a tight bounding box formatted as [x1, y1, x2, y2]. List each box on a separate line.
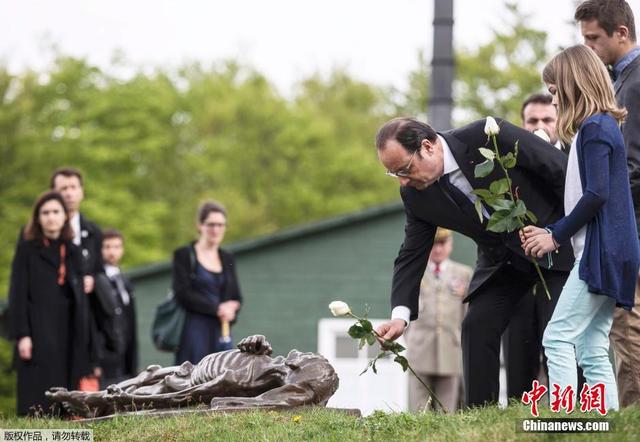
[102, 228, 124, 243]
[49, 167, 84, 189]
[521, 93, 554, 120]
[575, 0, 636, 41]
[375, 118, 438, 152]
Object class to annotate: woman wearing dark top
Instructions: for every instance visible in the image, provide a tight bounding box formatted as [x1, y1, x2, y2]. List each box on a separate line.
[173, 201, 242, 364]
[8, 191, 95, 416]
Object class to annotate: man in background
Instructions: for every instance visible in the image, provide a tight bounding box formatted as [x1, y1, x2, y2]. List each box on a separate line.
[405, 228, 472, 412]
[50, 167, 104, 388]
[94, 229, 138, 388]
[502, 94, 564, 401]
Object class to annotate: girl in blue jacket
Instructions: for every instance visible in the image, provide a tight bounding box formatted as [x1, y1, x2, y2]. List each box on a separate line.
[521, 44, 639, 412]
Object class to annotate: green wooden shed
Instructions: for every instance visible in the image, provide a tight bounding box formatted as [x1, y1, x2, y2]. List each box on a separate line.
[128, 201, 477, 369]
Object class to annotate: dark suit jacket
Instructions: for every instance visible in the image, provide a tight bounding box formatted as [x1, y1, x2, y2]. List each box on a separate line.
[614, 54, 640, 231]
[392, 119, 575, 320]
[78, 213, 103, 276]
[94, 271, 138, 377]
[172, 244, 243, 317]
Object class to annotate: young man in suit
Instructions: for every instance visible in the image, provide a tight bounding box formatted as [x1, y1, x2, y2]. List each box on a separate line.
[94, 229, 138, 387]
[374, 117, 573, 407]
[576, 0, 640, 407]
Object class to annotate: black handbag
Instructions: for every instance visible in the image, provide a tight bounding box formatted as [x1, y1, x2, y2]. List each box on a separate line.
[151, 292, 185, 352]
[151, 247, 195, 352]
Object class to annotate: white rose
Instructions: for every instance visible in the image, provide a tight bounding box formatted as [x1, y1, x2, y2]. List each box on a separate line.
[484, 116, 500, 136]
[328, 301, 351, 317]
[533, 129, 551, 143]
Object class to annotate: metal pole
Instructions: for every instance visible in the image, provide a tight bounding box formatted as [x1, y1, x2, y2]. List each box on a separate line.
[428, 0, 454, 130]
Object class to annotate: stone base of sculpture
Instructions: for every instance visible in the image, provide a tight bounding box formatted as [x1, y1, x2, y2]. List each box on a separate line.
[46, 335, 339, 419]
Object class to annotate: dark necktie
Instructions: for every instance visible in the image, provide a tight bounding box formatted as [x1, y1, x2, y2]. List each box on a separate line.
[439, 174, 479, 218]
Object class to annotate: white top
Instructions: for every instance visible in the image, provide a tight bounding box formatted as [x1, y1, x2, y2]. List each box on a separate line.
[564, 136, 586, 260]
[70, 212, 81, 246]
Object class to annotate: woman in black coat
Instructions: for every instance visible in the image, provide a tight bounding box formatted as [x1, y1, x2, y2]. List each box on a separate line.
[173, 201, 242, 364]
[8, 191, 95, 416]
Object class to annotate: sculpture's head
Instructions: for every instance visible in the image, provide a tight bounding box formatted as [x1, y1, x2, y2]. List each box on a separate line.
[283, 351, 339, 404]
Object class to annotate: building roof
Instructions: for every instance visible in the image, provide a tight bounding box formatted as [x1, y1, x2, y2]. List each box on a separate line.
[127, 201, 403, 279]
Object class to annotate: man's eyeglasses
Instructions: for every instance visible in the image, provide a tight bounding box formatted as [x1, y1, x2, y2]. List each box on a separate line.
[385, 148, 419, 178]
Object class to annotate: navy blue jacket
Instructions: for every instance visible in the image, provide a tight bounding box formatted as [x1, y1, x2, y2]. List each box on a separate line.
[548, 113, 640, 309]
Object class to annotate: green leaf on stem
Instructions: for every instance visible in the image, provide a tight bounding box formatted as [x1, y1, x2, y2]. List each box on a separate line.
[474, 159, 495, 178]
[371, 358, 379, 374]
[474, 199, 484, 222]
[478, 148, 495, 160]
[471, 188, 493, 199]
[512, 200, 527, 218]
[394, 355, 409, 372]
[514, 140, 519, 158]
[360, 319, 373, 333]
[359, 337, 367, 350]
[501, 152, 517, 168]
[366, 334, 376, 346]
[525, 210, 538, 224]
[348, 324, 367, 339]
[489, 178, 510, 195]
[488, 198, 513, 212]
[487, 210, 522, 233]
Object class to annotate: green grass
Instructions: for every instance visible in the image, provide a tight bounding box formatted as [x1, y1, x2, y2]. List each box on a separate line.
[0, 404, 638, 441]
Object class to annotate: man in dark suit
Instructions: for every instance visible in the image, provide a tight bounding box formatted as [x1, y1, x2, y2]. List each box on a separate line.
[50, 168, 103, 288]
[576, 0, 640, 407]
[94, 229, 137, 388]
[374, 117, 573, 407]
[50, 167, 104, 386]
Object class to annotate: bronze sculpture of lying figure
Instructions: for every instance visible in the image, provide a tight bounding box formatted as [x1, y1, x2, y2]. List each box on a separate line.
[46, 335, 339, 418]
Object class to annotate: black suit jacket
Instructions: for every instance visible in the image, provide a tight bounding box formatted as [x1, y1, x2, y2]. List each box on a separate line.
[392, 119, 575, 320]
[94, 271, 138, 377]
[614, 54, 640, 231]
[78, 213, 103, 276]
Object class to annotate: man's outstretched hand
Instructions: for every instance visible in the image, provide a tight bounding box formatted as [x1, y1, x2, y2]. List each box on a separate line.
[375, 319, 407, 343]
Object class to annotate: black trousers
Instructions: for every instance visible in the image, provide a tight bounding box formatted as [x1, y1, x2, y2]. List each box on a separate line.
[461, 263, 569, 407]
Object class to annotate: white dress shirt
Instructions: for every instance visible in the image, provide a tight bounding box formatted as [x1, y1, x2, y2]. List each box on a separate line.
[105, 264, 131, 305]
[70, 212, 81, 246]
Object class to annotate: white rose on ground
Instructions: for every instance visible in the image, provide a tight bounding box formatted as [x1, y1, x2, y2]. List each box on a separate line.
[328, 301, 351, 317]
[484, 116, 500, 136]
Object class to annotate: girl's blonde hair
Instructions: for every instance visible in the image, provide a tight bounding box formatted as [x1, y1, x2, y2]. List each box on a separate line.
[542, 44, 626, 144]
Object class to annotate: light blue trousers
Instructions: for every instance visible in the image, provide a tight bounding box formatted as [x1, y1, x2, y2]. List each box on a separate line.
[542, 260, 619, 411]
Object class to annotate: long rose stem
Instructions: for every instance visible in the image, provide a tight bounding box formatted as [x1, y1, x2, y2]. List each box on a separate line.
[490, 134, 551, 300]
[347, 313, 449, 413]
